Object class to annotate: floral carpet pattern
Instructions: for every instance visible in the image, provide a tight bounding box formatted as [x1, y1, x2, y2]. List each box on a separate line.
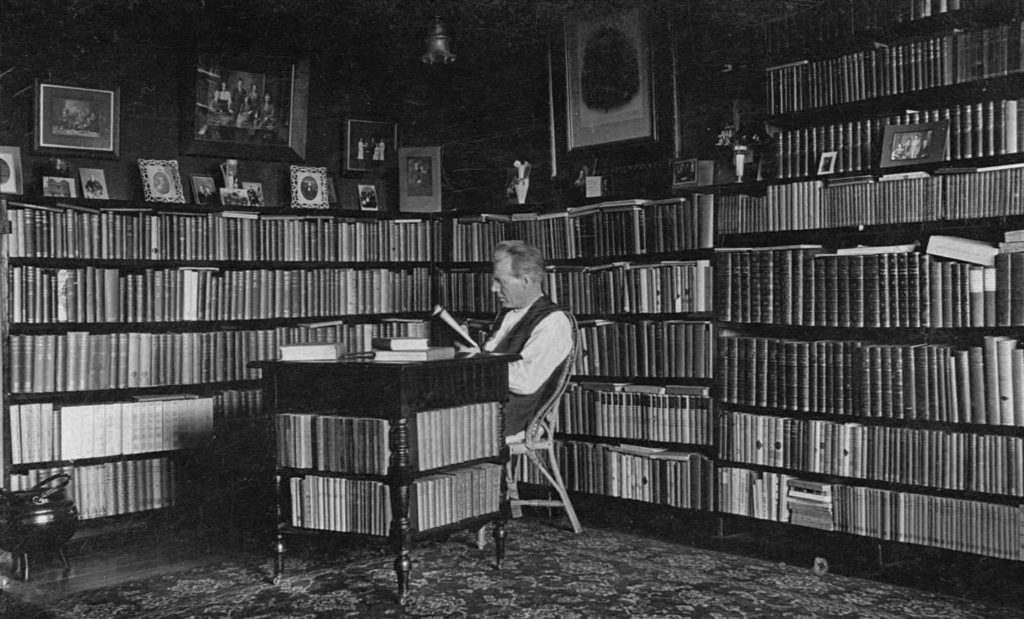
[13, 520, 1021, 618]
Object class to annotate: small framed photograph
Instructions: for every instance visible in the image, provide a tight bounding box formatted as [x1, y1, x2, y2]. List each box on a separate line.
[219, 187, 250, 207]
[79, 168, 109, 199]
[43, 176, 77, 198]
[345, 119, 397, 171]
[290, 165, 328, 209]
[35, 81, 120, 157]
[671, 158, 698, 189]
[191, 174, 217, 205]
[358, 183, 379, 211]
[0, 145, 24, 195]
[398, 146, 441, 212]
[817, 151, 838, 175]
[880, 121, 949, 169]
[138, 159, 185, 203]
[242, 181, 264, 207]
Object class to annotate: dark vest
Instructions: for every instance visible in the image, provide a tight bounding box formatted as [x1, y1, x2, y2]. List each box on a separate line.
[489, 295, 568, 435]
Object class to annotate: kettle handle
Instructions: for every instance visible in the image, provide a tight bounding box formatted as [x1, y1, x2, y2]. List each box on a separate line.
[29, 473, 73, 503]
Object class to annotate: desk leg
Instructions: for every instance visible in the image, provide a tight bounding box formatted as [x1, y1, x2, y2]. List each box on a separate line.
[495, 445, 511, 570]
[273, 474, 286, 584]
[389, 419, 413, 603]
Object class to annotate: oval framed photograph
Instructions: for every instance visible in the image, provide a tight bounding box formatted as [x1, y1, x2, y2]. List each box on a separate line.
[289, 165, 328, 209]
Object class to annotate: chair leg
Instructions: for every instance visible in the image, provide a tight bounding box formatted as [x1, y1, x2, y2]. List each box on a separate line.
[506, 458, 522, 519]
[545, 447, 581, 534]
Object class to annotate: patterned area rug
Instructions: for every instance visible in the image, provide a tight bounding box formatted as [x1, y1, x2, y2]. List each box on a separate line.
[12, 519, 1020, 618]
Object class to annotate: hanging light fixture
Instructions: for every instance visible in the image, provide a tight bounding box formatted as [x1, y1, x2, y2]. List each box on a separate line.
[421, 17, 456, 64]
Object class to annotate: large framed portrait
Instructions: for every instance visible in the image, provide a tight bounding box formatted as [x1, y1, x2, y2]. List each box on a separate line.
[564, 7, 654, 150]
[880, 121, 949, 169]
[183, 53, 309, 161]
[398, 146, 441, 212]
[138, 159, 185, 203]
[346, 119, 398, 171]
[34, 82, 120, 157]
[290, 165, 329, 209]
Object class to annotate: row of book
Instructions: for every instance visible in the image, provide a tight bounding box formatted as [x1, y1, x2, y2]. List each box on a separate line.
[6, 205, 440, 262]
[574, 320, 714, 379]
[716, 247, 1024, 328]
[720, 334, 1024, 426]
[448, 197, 713, 262]
[411, 464, 502, 532]
[288, 475, 391, 536]
[437, 260, 713, 316]
[774, 100, 1024, 180]
[12, 264, 434, 323]
[10, 457, 176, 520]
[11, 395, 214, 464]
[559, 382, 713, 446]
[717, 467, 796, 523]
[717, 410, 1024, 496]
[9, 265, 433, 324]
[415, 403, 501, 470]
[522, 440, 711, 510]
[767, 20, 1024, 114]
[715, 166, 1024, 234]
[276, 414, 390, 474]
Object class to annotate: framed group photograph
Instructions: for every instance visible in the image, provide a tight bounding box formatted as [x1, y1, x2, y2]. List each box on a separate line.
[79, 167, 109, 199]
[219, 187, 251, 207]
[138, 159, 185, 203]
[0, 145, 24, 195]
[290, 165, 329, 209]
[191, 174, 217, 206]
[880, 120, 949, 169]
[34, 81, 120, 157]
[346, 119, 398, 171]
[671, 158, 697, 189]
[184, 53, 310, 161]
[398, 146, 441, 212]
[43, 176, 77, 198]
[565, 6, 653, 150]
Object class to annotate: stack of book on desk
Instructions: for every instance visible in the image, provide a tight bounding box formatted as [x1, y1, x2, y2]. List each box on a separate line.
[372, 337, 455, 362]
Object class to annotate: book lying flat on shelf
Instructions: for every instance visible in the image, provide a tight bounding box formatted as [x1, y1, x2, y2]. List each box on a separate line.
[374, 346, 455, 362]
[926, 235, 999, 267]
[279, 342, 344, 361]
[835, 242, 919, 255]
[371, 336, 430, 351]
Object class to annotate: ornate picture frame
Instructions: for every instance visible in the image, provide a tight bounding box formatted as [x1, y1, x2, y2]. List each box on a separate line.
[290, 165, 329, 209]
[346, 119, 398, 171]
[138, 159, 185, 203]
[564, 7, 654, 150]
[0, 145, 24, 195]
[183, 53, 309, 161]
[34, 81, 120, 157]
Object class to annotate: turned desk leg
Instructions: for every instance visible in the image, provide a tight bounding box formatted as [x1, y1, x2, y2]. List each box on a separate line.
[389, 419, 413, 603]
[273, 474, 286, 584]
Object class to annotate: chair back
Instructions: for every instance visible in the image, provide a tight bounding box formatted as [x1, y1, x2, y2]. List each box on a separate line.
[523, 312, 578, 445]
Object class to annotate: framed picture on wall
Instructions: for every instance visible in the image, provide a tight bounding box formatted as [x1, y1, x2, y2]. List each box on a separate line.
[183, 53, 310, 161]
[138, 159, 185, 203]
[0, 145, 24, 195]
[34, 81, 120, 157]
[290, 165, 329, 209]
[346, 119, 398, 171]
[879, 121, 949, 169]
[564, 7, 654, 150]
[398, 147, 441, 212]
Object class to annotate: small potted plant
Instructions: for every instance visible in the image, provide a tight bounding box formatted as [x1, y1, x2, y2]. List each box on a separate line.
[716, 123, 767, 182]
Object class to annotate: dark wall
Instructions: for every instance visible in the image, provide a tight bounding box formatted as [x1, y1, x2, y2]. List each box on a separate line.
[0, 0, 776, 211]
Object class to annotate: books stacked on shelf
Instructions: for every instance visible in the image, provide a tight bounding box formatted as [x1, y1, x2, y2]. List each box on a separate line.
[547, 261, 712, 315]
[212, 388, 263, 420]
[716, 245, 1024, 327]
[11, 457, 176, 520]
[559, 382, 713, 445]
[276, 413, 390, 474]
[833, 485, 1023, 560]
[574, 320, 713, 378]
[718, 409, 1024, 496]
[288, 475, 391, 535]
[786, 478, 835, 530]
[719, 333, 1024, 426]
[717, 467, 793, 522]
[410, 463, 502, 531]
[279, 342, 345, 361]
[524, 440, 711, 510]
[767, 20, 1024, 114]
[415, 402, 501, 469]
[5, 204, 440, 262]
[9, 265, 434, 323]
[447, 197, 713, 262]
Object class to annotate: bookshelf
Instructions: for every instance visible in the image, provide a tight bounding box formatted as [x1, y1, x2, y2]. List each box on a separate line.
[0, 198, 440, 526]
[440, 197, 717, 512]
[715, 6, 1024, 562]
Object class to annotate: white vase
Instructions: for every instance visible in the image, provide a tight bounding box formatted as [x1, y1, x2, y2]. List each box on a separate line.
[514, 178, 529, 204]
[733, 146, 750, 183]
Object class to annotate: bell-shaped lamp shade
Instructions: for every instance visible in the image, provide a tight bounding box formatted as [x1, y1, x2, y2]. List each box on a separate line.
[422, 18, 456, 64]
